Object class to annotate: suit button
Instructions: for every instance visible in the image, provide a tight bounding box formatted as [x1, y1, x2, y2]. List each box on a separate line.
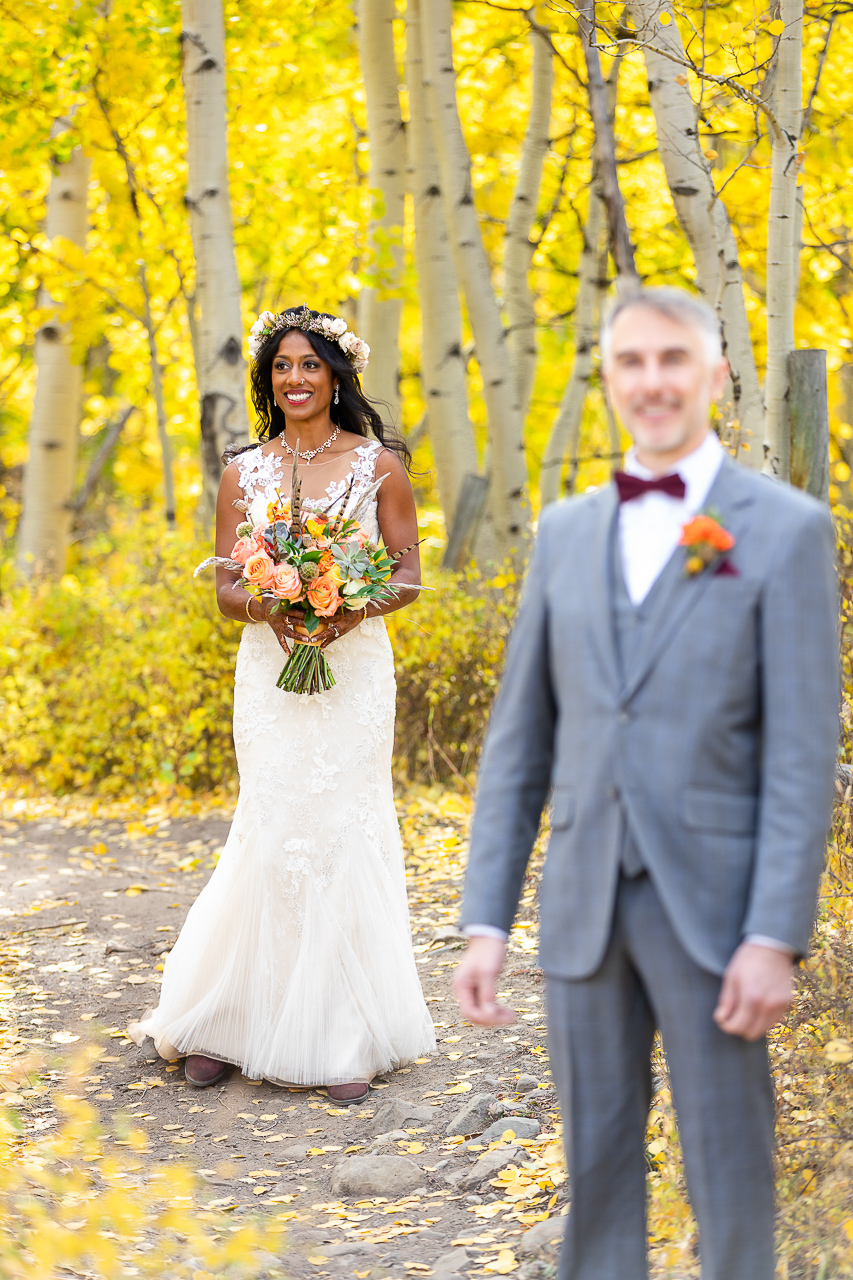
[608, 785, 621, 801]
[617, 711, 631, 725]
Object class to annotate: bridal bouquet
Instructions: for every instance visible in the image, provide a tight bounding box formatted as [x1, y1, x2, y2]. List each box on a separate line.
[195, 452, 414, 694]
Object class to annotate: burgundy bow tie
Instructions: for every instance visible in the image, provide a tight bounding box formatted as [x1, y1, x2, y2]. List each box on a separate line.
[613, 470, 686, 503]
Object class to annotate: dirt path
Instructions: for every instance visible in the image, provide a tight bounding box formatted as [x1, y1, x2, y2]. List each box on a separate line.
[0, 797, 577, 1280]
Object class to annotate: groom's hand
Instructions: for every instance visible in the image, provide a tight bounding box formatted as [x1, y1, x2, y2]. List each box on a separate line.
[713, 942, 795, 1040]
[453, 937, 515, 1026]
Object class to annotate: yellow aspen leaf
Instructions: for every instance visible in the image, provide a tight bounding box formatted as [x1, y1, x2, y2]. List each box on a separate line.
[307, 1257, 329, 1266]
[485, 1248, 518, 1273]
[767, 18, 784, 34]
[658, 11, 671, 24]
[675, 74, 689, 86]
[444, 1083, 472, 1095]
[824, 1039, 853, 1063]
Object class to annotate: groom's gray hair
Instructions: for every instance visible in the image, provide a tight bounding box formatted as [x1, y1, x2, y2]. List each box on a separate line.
[600, 287, 723, 368]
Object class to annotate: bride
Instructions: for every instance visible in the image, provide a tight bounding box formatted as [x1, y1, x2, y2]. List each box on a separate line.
[129, 305, 435, 1103]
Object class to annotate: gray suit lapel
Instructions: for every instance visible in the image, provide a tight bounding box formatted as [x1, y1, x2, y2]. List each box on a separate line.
[620, 456, 756, 704]
[584, 486, 621, 695]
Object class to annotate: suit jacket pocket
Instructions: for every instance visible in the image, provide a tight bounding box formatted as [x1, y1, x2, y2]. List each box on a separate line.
[550, 786, 576, 830]
[683, 786, 758, 835]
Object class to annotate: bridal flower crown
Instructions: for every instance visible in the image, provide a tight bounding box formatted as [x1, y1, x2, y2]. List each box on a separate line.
[248, 305, 370, 374]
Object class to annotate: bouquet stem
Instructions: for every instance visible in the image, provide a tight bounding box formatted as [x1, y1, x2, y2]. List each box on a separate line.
[276, 640, 336, 694]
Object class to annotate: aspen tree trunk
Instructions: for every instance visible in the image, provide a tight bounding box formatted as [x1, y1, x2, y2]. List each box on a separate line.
[139, 267, 177, 526]
[17, 147, 90, 580]
[764, 0, 803, 480]
[406, 0, 479, 528]
[181, 0, 249, 513]
[421, 0, 530, 561]
[539, 185, 606, 504]
[357, 0, 406, 426]
[629, 0, 764, 467]
[576, 0, 638, 289]
[504, 17, 553, 423]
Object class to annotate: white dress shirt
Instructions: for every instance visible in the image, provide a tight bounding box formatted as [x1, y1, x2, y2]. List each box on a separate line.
[618, 428, 723, 604]
[466, 431, 792, 955]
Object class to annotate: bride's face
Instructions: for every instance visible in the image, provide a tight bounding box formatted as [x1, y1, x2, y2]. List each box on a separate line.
[271, 330, 337, 423]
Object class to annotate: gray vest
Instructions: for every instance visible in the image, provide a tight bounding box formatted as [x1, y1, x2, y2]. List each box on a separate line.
[609, 517, 683, 876]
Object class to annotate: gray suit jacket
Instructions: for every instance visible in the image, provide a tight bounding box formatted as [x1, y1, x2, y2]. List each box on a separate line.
[460, 457, 839, 978]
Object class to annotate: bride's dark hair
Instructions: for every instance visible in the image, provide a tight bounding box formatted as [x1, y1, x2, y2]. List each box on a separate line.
[229, 306, 411, 470]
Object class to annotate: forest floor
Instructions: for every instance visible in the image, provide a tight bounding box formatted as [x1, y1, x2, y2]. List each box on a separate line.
[0, 788, 701, 1279]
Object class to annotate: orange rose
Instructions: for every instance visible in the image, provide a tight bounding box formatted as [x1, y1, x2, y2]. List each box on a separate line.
[244, 551, 277, 589]
[679, 515, 734, 552]
[318, 549, 335, 574]
[306, 573, 342, 618]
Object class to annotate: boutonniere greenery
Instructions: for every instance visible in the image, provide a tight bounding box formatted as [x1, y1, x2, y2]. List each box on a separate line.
[679, 510, 737, 577]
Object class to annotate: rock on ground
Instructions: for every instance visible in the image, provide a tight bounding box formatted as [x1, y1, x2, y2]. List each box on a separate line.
[515, 1074, 539, 1092]
[446, 1144, 521, 1191]
[368, 1097, 437, 1136]
[330, 1154, 425, 1198]
[444, 1092, 502, 1137]
[517, 1214, 566, 1256]
[474, 1116, 541, 1145]
[431, 1248, 471, 1278]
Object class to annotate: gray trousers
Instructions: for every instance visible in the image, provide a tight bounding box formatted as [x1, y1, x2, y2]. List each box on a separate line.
[546, 870, 776, 1280]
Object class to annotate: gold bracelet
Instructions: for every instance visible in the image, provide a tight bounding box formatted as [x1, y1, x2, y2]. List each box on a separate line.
[246, 596, 260, 623]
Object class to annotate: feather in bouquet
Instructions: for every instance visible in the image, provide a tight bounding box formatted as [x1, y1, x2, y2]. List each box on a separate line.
[195, 450, 418, 694]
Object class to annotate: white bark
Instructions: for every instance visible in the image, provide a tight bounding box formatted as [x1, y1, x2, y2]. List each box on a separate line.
[139, 265, 176, 526]
[181, 0, 249, 512]
[764, 0, 803, 480]
[357, 0, 406, 426]
[628, 0, 764, 468]
[17, 147, 90, 580]
[504, 18, 553, 423]
[577, 0, 638, 289]
[406, 0, 479, 527]
[539, 183, 606, 504]
[421, 0, 529, 560]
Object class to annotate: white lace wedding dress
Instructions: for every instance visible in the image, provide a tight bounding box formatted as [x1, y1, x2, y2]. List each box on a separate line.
[129, 439, 435, 1084]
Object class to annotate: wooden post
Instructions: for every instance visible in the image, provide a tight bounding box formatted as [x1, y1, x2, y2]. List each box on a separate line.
[442, 473, 489, 571]
[788, 349, 829, 501]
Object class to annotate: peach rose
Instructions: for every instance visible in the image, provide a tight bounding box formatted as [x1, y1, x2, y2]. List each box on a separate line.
[244, 551, 277, 590]
[230, 535, 255, 565]
[271, 562, 303, 602]
[306, 573, 342, 618]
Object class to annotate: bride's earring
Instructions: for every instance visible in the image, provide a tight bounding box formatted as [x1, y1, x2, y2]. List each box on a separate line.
[334, 386, 339, 405]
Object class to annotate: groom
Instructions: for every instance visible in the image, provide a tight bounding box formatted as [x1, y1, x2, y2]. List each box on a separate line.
[454, 288, 838, 1280]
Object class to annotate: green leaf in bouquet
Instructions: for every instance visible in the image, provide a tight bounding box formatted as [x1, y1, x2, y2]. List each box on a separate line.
[301, 609, 322, 635]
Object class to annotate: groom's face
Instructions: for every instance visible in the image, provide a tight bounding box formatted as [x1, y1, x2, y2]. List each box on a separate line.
[603, 307, 729, 463]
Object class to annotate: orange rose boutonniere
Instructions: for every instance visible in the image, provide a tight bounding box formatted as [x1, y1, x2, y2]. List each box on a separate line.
[679, 510, 737, 577]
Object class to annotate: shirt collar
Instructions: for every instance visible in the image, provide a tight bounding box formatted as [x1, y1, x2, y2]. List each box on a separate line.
[623, 430, 724, 508]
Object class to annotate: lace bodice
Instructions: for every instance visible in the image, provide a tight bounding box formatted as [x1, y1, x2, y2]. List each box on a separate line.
[235, 440, 383, 543]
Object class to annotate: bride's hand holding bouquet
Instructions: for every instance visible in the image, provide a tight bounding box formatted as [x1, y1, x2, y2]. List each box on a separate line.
[197, 450, 419, 693]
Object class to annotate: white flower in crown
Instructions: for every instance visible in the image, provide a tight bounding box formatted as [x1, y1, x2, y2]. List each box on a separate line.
[247, 307, 369, 371]
[349, 337, 370, 373]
